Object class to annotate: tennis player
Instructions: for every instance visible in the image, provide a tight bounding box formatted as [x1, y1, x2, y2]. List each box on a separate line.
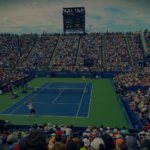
[24, 98, 36, 117]
[82, 75, 86, 82]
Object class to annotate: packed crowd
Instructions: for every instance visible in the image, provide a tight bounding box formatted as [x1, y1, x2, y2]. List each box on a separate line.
[51, 66, 105, 72]
[1, 123, 150, 150]
[105, 36, 131, 67]
[78, 66, 104, 72]
[19, 37, 37, 61]
[0, 39, 20, 68]
[124, 88, 150, 125]
[0, 30, 150, 72]
[144, 29, 150, 53]
[2, 37, 38, 62]
[128, 35, 144, 60]
[53, 36, 80, 66]
[112, 68, 150, 88]
[26, 37, 59, 67]
[0, 69, 29, 92]
[2, 37, 20, 57]
[51, 66, 77, 71]
[126, 31, 141, 35]
[78, 37, 102, 67]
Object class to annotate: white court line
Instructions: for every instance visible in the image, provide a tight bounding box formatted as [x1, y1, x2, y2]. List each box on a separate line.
[0, 114, 88, 118]
[52, 87, 66, 104]
[0, 82, 48, 114]
[32, 102, 79, 105]
[87, 83, 93, 118]
[54, 103, 79, 105]
[48, 82, 93, 84]
[76, 83, 87, 117]
[50, 86, 82, 88]
[9, 82, 52, 115]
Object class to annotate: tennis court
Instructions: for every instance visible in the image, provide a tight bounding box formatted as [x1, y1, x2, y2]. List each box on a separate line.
[0, 82, 93, 117]
[0, 78, 129, 128]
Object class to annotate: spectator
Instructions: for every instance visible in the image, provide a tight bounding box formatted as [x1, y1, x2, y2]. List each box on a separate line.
[0, 120, 5, 134]
[48, 136, 55, 150]
[116, 139, 124, 149]
[91, 138, 105, 150]
[80, 141, 86, 150]
[120, 127, 126, 133]
[55, 134, 62, 143]
[22, 131, 48, 150]
[33, 123, 38, 129]
[142, 139, 150, 150]
[65, 125, 71, 137]
[60, 124, 65, 131]
[0, 134, 17, 150]
[72, 137, 80, 145]
[61, 138, 66, 145]
[145, 123, 150, 130]
[86, 126, 91, 131]
[82, 138, 90, 150]
[52, 142, 67, 150]
[136, 122, 142, 129]
[120, 142, 128, 150]
[91, 72, 96, 78]
[102, 134, 115, 150]
[1, 131, 10, 144]
[66, 140, 77, 150]
[126, 136, 138, 150]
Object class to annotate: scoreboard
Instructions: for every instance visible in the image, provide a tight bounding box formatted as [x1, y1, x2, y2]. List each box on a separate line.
[62, 7, 85, 33]
[64, 18, 84, 30]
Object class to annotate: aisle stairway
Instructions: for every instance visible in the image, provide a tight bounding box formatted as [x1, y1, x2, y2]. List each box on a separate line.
[76, 36, 83, 67]
[140, 34, 148, 56]
[125, 37, 134, 65]
[49, 35, 62, 68]
[23, 38, 40, 67]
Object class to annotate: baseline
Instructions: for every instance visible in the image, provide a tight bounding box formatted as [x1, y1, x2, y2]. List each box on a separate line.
[0, 114, 88, 118]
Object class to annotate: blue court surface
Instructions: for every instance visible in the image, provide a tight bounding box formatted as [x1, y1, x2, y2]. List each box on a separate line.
[0, 82, 93, 118]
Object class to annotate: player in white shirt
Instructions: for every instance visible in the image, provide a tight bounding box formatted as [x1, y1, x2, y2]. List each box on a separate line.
[24, 98, 36, 117]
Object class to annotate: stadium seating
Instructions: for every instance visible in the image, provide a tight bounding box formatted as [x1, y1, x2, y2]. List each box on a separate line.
[2, 37, 38, 62]
[1, 31, 150, 150]
[27, 37, 59, 68]
[105, 36, 131, 67]
[53, 36, 80, 66]
[144, 29, 150, 53]
[127, 35, 144, 61]
[0, 123, 149, 150]
[77, 36, 103, 71]
[0, 39, 20, 68]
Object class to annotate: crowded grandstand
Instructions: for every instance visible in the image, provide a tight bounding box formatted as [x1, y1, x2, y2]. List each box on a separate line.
[0, 29, 150, 150]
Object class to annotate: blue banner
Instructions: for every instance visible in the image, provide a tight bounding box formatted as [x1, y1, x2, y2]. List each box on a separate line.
[23, 71, 128, 78]
[117, 95, 134, 129]
[124, 98, 143, 127]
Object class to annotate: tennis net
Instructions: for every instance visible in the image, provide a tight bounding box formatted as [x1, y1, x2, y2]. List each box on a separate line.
[32, 87, 89, 94]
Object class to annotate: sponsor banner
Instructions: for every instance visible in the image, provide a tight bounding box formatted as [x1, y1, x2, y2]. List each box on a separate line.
[23, 71, 128, 78]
